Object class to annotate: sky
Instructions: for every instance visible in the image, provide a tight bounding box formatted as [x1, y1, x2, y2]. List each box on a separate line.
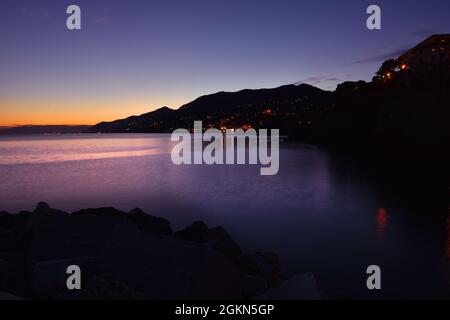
[1, 0, 449, 126]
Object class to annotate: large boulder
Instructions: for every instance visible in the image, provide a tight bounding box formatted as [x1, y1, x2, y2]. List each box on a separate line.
[0, 259, 10, 291]
[99, 226, 243, 299]
[31, 257, 100, 298]
[0, 227, 15, 253]
[0, 291, 24, 300]
[73, 207, 173, 236]
[256, 273, 321, 300]
[175, 222, 241, 263]
[22, 202, 69, 239]
[0, 211, 30, 235]
[127, 208, 172, 235]
[174, 221, 209, 242]
[239, 252, 282, 287]
[72, 207, 127, 219]
[34, 202, 66, 216]
[55, 274, 143, 300]
[27, 204, 138, 266]
[241, 275, 268, 299]
[206, 226, 242, 263]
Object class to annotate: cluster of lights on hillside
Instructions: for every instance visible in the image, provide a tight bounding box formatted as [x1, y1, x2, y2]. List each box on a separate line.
[382, 63, 409, 80]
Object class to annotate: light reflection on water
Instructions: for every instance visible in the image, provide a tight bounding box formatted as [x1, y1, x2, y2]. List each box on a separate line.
[0, 134, 171, 164]
[376, 208, 388, 239]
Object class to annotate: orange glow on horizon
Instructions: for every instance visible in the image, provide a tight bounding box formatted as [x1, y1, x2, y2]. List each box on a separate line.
[0, 114, 102, 126]
[0, 112, 130, 126]
[0, 95, 188, 126]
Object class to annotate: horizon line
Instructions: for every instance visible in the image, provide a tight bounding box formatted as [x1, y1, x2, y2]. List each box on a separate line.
[1, 82, 336, 127]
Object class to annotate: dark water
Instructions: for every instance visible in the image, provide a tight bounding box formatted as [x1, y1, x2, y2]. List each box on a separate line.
[0, 134, 448, 299]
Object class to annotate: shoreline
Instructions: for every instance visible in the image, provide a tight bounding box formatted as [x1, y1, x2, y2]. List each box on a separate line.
[0, 202, 321, 300]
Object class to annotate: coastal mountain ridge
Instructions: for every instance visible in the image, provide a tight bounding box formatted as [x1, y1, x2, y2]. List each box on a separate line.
[2, 35, 448, 150]
[88, 34, 450, 141]
[87, 83, 334, 134]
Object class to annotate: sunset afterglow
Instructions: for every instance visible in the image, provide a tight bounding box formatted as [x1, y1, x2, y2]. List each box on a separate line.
[2, 0, 450, 126]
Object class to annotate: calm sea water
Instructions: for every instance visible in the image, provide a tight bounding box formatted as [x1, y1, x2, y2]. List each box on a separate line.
[0, 133, 448, 299]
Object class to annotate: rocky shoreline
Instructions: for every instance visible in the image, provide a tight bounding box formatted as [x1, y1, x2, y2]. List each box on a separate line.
[0, 202, 320, 300]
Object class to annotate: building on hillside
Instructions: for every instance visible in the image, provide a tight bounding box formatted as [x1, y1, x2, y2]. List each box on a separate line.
[398, 34, 450, 71]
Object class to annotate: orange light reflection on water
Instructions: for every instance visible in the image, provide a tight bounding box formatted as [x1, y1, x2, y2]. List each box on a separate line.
[446, 216, 450, 259]
[376, 208, 388, 239]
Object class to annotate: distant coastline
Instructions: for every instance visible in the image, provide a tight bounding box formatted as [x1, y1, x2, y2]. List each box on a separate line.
[2, 35, 449, 153]
[0, 125, 92, 135]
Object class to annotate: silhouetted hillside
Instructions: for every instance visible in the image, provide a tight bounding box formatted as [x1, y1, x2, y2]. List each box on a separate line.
[89, 107, 175, 133]
[88, 35, 449, 156]
[316, 60, 450, 151]
[87, 84, 335, 136]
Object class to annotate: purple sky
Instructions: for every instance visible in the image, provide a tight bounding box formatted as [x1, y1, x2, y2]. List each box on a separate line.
[1, 0, 449, 125]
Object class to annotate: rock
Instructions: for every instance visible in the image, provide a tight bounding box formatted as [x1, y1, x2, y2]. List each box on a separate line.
[53, 274, 152, 300]
[31, 257, 100, 298]
[196, 249, 243, 299]
[0, 227, 15, 253]
[256, 273, 321, 300]
[175, 221, 209, 242]
[206, 226, 241, 263]
[72, 207, 173, 235]
[0, 259, 10, 291]
[72, 207, 127, 219]
[76, 275, 143, 300]
[0, 211, 30, 234]
[0, 291, 24, 300]
[0, 203, 288, 300]
[239, 252, 282, 287]
[127, 208, 173, 235]
[100, 226, 243, 299]
[33, 202, 68, 216]
[175, 223, 242, 263]
[0, 227, 13, 237]
[241, 275, 268, 299]
[23, 202, 69, 238]
[28, 209, 137, 266]
[36, 202, 50, 212]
